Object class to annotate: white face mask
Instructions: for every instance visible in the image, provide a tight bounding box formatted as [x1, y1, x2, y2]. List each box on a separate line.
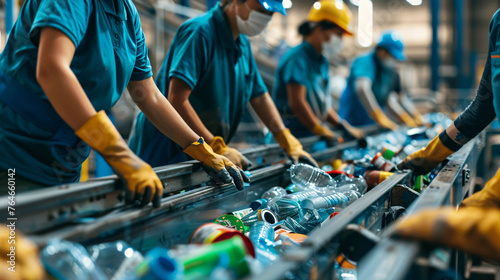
[322, 35, 343, 61]
[236, 3, 273, 37]
[383, 57, 397, 69]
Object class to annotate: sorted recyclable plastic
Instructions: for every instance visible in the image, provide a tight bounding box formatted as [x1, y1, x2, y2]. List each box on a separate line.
[300, 193, 349, 210]
[290, 164, 336, 195]
[248, 222, 279, 265]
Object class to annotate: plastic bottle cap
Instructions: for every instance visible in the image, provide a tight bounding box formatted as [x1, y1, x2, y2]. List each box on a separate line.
[382, 148, 395, 160]
[371, 153, 382, 164]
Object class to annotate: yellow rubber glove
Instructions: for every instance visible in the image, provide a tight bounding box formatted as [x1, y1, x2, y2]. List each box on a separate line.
[184, 138, 250, 190]
[341, 121, 365, 139]
[397, 136, 454, 176]
[399, 112, 418, 128]
[0, 228, 45, 280]
[461, 167, 500, 208]
[395, 207, 500, 261]
[311, 123, 337, 140]
[210, 136, 252, 171]
[370, 109, 398, 130]
[274, 129, 318, 167]
[76, 111, 163, 207]
[414, 112, 425, 126]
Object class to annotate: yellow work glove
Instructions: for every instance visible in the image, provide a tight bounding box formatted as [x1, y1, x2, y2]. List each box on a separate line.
[370, 109, 398, 130]
[395, 206, 500, 261]
[311, 123, 337, 140]
[397, 136, 454, 176]
[274, 129, 318, 167]
[461, 167, 500, 208]
[210, 136, 252, 171]
[0, 228, 45, 280]
[76, 111, 163, 207]
[414, 112, 425, 126]
[399, 112, 418, 128]
[184, 138, 250, 190]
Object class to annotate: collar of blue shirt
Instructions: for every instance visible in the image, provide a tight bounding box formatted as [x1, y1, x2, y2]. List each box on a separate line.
[213, 4, 240, 50]
[99, 0, 127, 21]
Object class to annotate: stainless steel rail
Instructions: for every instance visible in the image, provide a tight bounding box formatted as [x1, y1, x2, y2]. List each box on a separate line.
[358, 138, 482, 280]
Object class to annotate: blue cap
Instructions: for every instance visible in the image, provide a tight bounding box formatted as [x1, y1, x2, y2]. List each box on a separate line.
[377, 31, 406, 61]
[258, 0, 286, 15]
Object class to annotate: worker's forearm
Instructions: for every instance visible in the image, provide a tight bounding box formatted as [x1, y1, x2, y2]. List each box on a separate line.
[386, 92, 406, 115]
[129, 80, 199, 148]
[250, 93, 286, 135]
[355, 78, 383, 115]
[169, 98, 215, 143]
[37, 66, 96, 130]
[326, 109, 341, 127]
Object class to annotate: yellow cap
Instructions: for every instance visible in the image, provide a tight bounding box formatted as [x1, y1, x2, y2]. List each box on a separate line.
[308, 0, 354, 36]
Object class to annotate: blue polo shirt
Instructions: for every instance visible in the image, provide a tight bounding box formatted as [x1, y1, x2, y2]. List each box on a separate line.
[338, 51, 399, 126]
[129, 5, 268, 167]
[0, 0, 152, 185]
[272, 41, 331, 137]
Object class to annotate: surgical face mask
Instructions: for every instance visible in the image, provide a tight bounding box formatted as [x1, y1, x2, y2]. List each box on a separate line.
[236, 3, 273, 37]
[383, 57, 397, 69]
[322, 34, 344, 58]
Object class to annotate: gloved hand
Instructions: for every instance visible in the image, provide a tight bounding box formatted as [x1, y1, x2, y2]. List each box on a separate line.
[414, 113, 426, 126]
[399, 112, 418, 128]
[210, 136, 252, 171]
[274, 129, 318, 167]
[184, 138, 250, 190]
[311, 123, 337, 140]
[394, 206, 500, 261]
[341, 121, 365, 139]
[0, 228, 45, 280]
[397, 136, 454, 176]
[76, 111, 163, 207]
[461, 167, 500, 208]
[370, 109, 398, 130]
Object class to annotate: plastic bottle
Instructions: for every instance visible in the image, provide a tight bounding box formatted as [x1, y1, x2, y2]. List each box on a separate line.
[136, 237, 251, 279]
[248, 222, 279, 265]
[289, 164, 336, 192]
[87, 241, 144, 280]
[343, 190, 361, 205]
[41, 239, 107, 280]
[334, 174, 368, 194]
[240, 209, 278, 226]
[300, 193, 349, 210]
[261, 186, 287, 200]
[268, 198, 301, 220]
[371, 153, 397, 172]
[284, 191, 319, 202]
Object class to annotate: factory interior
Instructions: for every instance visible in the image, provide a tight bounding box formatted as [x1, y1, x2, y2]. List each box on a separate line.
[1, 0, 500, 279]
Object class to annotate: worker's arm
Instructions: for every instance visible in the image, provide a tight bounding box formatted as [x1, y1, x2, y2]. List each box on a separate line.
[286, 84, 336, 139]
[250, 93, 318, 166]
[355, 78, 398, 130]
[399, 92, 425, 125]
[386, 92, 418, 127]
[327, 108, 365, 139]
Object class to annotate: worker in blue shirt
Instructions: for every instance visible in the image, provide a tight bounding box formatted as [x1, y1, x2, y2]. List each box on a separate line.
[0, 0, 249, 207]
[129, 0, 317, 170]
[338, 31, 421, 129]
[273, 0, 365, 141]
[394, 10, 500, 260]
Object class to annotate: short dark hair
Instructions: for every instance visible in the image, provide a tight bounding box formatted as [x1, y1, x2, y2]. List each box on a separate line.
[298, 20, 340, 36]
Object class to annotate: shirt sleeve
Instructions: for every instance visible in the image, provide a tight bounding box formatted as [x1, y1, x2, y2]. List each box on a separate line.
[283, 55, 308, 86]
[249, 53, 268, 99]
[130, 5, 153, 81]
[29, 0, 92, 48]
[452, 11, 498, 146]
[352, 56, 376, 82]
[168, 27, 209, 89]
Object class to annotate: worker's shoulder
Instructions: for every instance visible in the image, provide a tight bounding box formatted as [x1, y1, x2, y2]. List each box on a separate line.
[177, 12, 214, 39]
[280, 44, 310, 67]
[352, 52, 375, 67]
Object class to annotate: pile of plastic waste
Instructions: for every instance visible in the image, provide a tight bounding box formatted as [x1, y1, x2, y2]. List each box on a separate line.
[40, 116, 451, 280]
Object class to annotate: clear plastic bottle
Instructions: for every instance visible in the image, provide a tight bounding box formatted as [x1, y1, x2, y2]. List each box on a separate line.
[268, 198, 301, 220]
[41, 239, 107, 280]
[283, 191, 319, 202]
[261, 186, 287, 200]
[87, 241, 144, 280]
[248, 222, 279, 266]
[289, 164, 336, 193]
[300, 193, 349, 210]
[343, 190, 361, 205]
[334, 175, 368, 194]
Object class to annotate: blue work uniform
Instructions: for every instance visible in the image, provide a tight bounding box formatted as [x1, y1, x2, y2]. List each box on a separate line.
[273, 41, 331, 138]
[338, 51, 399, 126]
[129, 5, 267, 167]
[0, 0, 152, 185]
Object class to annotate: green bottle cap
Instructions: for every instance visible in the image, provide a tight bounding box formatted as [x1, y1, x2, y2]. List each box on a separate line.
[382, 148, 396, 160]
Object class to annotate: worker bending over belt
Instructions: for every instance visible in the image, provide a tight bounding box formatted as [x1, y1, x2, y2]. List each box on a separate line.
[0, 0, 248, 207]
[129, 0, 317, 171]
[273, 0, 364, 140]
[338, 31, 422, 130]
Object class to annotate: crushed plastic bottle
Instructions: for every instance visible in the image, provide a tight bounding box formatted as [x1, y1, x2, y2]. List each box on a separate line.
[268, 198, 301, 220]
[87, 241, 144, 280]
[300, 193, 349, 210]
[334, 174, 368, 194]
[41, 239, 107, 280]
[248, 222, 279, 265]
[283, 191, 319, 202]
[289, 164, 336, 195]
